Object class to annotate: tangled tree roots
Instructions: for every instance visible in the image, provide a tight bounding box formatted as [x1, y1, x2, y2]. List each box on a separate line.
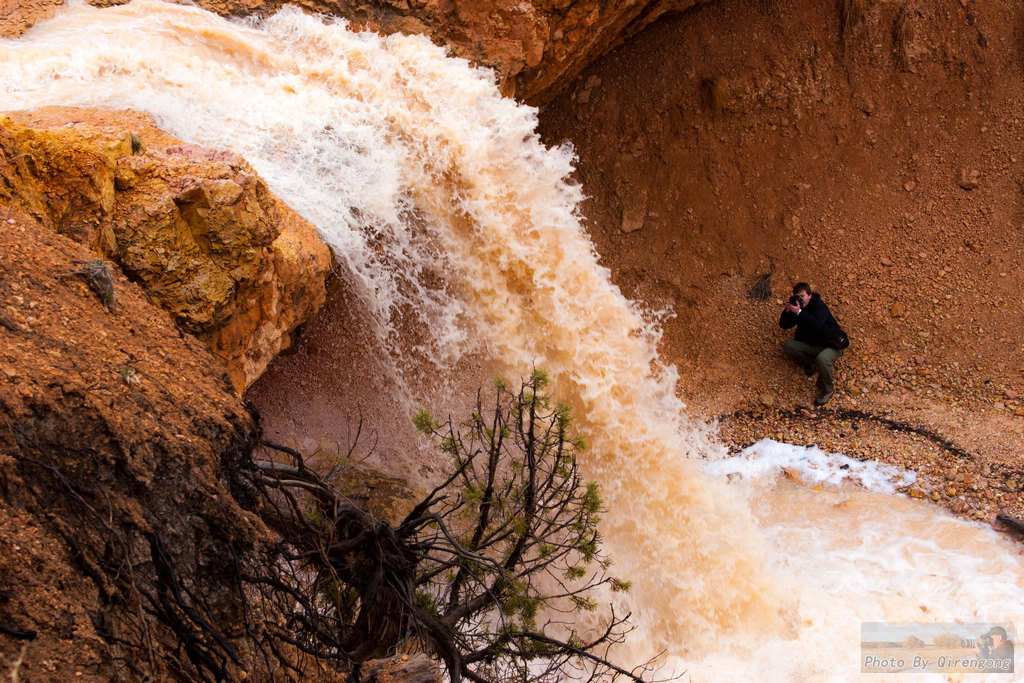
[247, 371, 658, 682]
[6, 374, 658, 682]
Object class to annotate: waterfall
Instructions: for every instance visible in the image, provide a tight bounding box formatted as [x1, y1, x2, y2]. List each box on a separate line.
[2, 2, 1021, 678]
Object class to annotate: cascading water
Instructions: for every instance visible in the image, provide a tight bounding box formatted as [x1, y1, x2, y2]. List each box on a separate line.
[2, 3, 1021, 678]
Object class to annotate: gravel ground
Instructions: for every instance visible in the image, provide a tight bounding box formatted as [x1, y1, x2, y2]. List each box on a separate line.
[708, 374, 1024, 537]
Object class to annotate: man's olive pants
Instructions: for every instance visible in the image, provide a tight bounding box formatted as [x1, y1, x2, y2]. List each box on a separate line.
[783, 339, 843, 395]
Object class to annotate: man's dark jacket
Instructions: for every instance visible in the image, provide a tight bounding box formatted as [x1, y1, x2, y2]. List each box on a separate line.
[779, 293, 840, 348]
[986, 639, 1013, 661]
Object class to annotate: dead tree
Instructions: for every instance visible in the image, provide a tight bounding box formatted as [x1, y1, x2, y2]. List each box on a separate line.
[251, 370, 655, 682]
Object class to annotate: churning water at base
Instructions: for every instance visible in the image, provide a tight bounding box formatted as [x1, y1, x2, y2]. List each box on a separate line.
[696, 442, 1024, 680]
[2, 3, 1022, 678]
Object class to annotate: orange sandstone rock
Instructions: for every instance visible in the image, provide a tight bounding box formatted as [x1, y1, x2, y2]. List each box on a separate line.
[1, 107, 331, 391]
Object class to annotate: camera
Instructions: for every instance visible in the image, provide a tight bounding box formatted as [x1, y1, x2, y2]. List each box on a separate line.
[960, 636, 993, 649]
[788, 295, 800, 307]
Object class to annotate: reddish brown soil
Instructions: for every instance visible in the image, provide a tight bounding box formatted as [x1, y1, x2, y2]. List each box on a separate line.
[0, 206, 263, 679]
[538, 0, 1024, 529]
[246, 273, 427, 474]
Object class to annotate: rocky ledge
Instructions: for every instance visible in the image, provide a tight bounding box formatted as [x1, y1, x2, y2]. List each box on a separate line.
[1, 107, 331, 391]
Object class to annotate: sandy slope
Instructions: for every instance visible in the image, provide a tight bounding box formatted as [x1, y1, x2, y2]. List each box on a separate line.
[537, 0, 1024, 531]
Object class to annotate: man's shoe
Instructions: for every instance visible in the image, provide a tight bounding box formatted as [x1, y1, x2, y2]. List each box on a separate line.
[814, 390, 834, 406]
[804, 364, 816, 376]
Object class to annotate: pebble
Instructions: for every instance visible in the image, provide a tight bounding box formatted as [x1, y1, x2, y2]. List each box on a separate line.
[958, 168, 980, 189]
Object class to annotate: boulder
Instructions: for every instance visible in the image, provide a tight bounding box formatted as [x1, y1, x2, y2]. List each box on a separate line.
[0, 107, 331, 392]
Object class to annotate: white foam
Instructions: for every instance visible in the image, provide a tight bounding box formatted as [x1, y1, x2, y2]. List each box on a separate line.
[706, 438, 918, 494]
[693, 441, 1023, 681]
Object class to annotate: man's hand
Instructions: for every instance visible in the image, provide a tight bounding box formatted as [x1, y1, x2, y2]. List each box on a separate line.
[785, 302, 801, 314]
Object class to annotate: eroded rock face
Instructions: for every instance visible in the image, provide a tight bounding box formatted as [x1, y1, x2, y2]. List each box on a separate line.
[0, 107, 331, 391]
[0, 0, 698, 103]
[0, 207, 265, 678]
[0, 146, 418, 680]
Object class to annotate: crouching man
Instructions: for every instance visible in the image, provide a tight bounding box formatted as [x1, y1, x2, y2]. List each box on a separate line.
[779, 282, 845, 406]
